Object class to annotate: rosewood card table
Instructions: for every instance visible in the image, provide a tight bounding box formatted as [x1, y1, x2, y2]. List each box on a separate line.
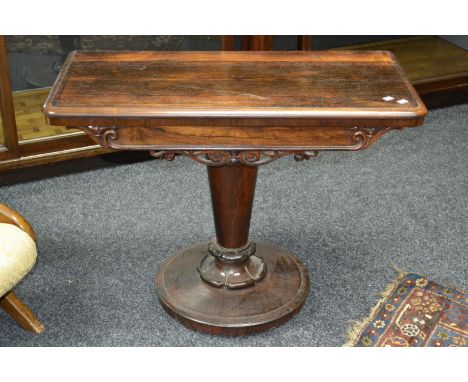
[43, 51, 427, 335]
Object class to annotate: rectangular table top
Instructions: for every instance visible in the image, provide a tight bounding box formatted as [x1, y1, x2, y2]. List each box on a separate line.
[43, 50, 426, 127]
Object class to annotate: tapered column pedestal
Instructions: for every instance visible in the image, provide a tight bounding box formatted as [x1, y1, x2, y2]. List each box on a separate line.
[155, 165, 310, 335]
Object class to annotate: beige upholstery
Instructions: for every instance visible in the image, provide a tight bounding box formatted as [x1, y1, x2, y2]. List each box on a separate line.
[0, 223, 37, 297]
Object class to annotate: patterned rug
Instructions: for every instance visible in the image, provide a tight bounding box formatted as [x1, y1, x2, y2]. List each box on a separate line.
[345, 273, 467, 347]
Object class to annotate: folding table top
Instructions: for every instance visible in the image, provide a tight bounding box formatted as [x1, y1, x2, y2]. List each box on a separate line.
[43, 50, 427, 128]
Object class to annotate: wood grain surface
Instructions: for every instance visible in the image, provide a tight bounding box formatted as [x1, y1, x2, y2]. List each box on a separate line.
[155, 242, 310, 335]
[43, 50, 426, 125]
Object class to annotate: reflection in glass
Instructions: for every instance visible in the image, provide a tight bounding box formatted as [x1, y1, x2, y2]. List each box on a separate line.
[13, 88, 70, 141]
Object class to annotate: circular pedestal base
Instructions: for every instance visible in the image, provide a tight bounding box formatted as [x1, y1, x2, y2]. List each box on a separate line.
[155, 242, 310, 335]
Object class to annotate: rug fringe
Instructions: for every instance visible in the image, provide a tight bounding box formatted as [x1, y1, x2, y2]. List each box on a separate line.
[343, 267, 407, 347]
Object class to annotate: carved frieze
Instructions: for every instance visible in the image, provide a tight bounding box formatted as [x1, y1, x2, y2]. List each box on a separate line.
[79, 125, 396, 167]
[149, 150, 319, 166]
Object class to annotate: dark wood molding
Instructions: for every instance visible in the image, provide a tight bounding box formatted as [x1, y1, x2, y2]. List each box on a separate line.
[241, 36, 273, 51]
[0, 150, 152, 186]
[0, 36, 20, 160]
[419, 86, 468, 109]
[298, 35, 311, 50]
[221, 36, 235, 51]
[19, 131, 95, 156]
[414, 76, 468, 108]
[78, 124, 405, 156]
[0, 144, 111, 173]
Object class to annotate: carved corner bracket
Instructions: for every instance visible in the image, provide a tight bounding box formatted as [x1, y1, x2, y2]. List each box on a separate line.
[80, 125, 119, 147]
[351, 126, 396, 150]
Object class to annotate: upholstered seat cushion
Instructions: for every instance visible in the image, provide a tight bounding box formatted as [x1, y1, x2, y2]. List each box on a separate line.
[0, 223, 37, 297]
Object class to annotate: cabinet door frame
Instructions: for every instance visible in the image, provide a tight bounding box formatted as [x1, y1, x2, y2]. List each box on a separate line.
[0, 36, 20, 160]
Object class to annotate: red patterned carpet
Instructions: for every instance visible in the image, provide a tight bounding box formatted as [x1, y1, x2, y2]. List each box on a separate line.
[346, 273, 467, 347]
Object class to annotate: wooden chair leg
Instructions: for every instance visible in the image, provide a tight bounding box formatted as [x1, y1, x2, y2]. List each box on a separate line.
[0, 290, 45, 333]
